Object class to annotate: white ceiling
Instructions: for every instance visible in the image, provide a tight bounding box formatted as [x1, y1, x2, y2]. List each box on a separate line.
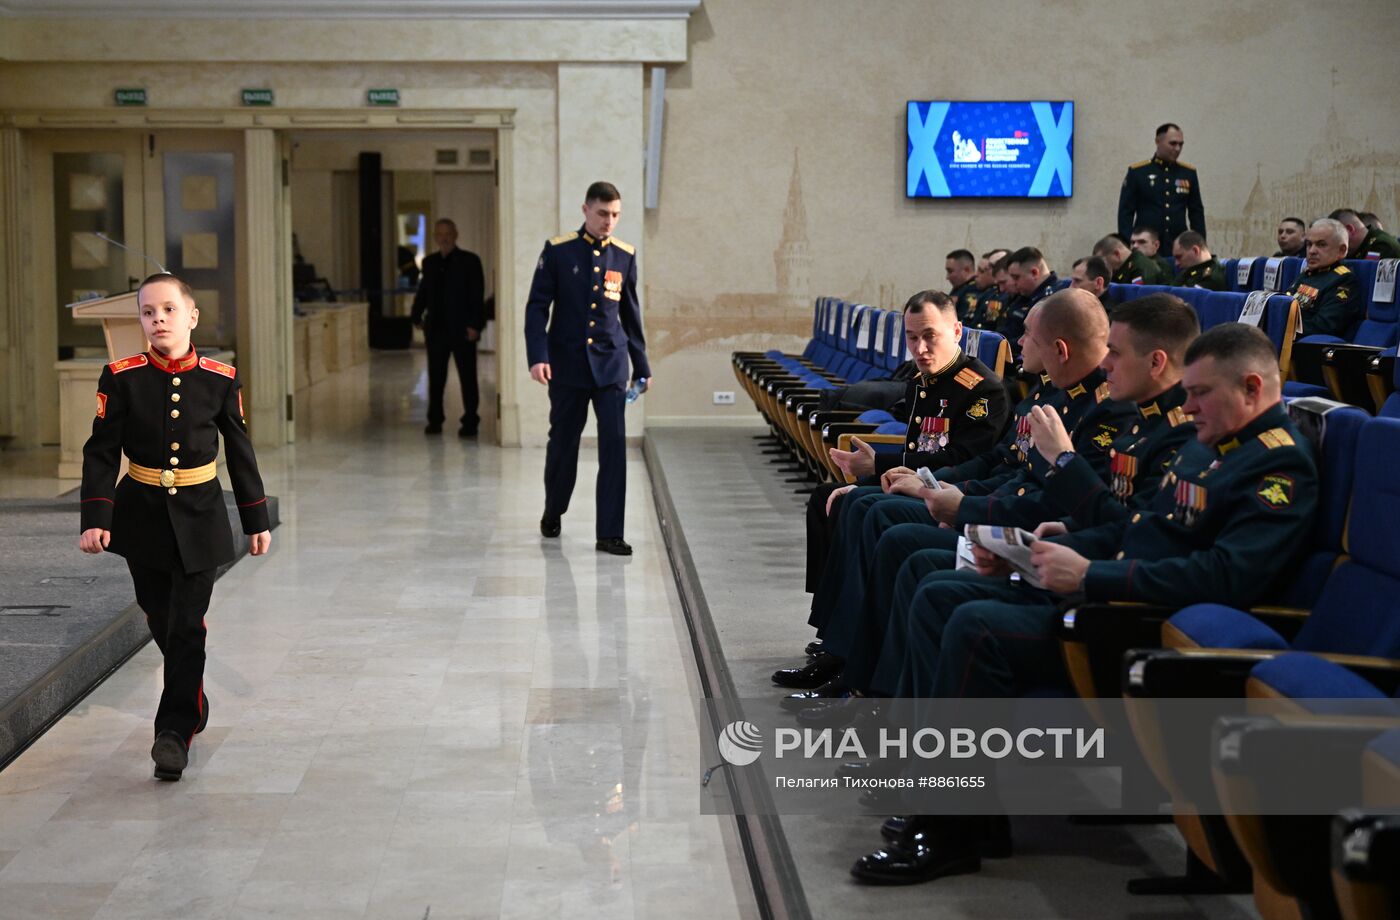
[0, 0, 700, 18]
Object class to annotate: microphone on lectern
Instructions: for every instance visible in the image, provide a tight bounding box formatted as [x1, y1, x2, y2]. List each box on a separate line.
[94, 232, 168, 275]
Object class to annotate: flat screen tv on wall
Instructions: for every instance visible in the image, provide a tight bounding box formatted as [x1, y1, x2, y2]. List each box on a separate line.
[906, 100, 1074, 198]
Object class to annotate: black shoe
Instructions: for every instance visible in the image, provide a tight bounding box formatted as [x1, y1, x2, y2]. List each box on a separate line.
[850, 836, 981, 885]
[458, 427, 478, 439]
[880, 815, 1013, 859]
[596, 538, 633, 556]
[795, 695, 868, 729]
[540, 516, 561, 538]
[424, 423, 443, 435]
[804, 640, 823, 657]
[779, 679, 849, 712]
[195, 693, 210, 734]
[151, 730, 188, 782]
[771, 653, 843, 689]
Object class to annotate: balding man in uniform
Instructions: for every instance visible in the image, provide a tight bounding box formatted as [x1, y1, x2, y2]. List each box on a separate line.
[1095, 234, 1168, 286]
[1289, 218, 1362, 338]
[1331, 207, 1400, 261]
[1117, 123, 1205, 250]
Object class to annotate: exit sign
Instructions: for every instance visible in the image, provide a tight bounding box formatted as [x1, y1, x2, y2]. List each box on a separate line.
[241, 88, 274, 106]
[114, 88, 147, 106]
[366, 88, 400, 107]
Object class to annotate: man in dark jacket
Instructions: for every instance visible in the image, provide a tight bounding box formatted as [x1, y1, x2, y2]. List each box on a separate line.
[412, 218, 487, 437]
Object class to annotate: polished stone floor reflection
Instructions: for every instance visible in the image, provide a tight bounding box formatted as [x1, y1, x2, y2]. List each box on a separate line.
[0, 351, 750, 920]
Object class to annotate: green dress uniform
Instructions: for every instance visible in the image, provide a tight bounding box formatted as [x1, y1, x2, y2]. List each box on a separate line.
[1353, 227, 1400, 261]
[967, 286, 1006, 331]
[1172, 257, 1227, 291]
[1117, 156, 1205, 249]
[80, 348, 269, 748]
[1289, 261, 1362, 338]
[995, 274, 1059, 357]
[1152, 254, 1175, 279]
[949, 280, 981, 324]
[1113, 249, 1170, 286]
[887, 402, 1316, 700]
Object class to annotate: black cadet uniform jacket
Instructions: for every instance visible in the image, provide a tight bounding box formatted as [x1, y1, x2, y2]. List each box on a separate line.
[1173, 257, 1227, 291]
[1040, 382, 1195, 527]
[954, 367, 1140, 528]
[1289, 261, 1362, 338]
[80, 349, 269, 574]
[876, 350, 1008, 475]
[1059, 403, 1317, 608]
[410, 247, 487, 334]
[1117, 156, 1205, 247]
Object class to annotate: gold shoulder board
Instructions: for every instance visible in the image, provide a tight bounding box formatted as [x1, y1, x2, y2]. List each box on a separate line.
[1167, 406, 1191, 427]
[609, 237, 636, 255]
[548, 232, 578, 246]
[1258, 428, 1296, 449]
[1095, 382, 1111, 403]
[954, 368, 984, 389]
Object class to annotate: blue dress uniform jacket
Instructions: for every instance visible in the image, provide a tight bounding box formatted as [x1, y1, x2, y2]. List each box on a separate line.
[1117, 156, 1205, 248]
[524, 227, 650, 388]
[1040, 383, 1195, 527]
[1058, 402, 1317, 608]
[80, 349, 270, 574]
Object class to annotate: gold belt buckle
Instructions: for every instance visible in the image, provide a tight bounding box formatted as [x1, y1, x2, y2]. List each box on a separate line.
[159, 469, 176, 488]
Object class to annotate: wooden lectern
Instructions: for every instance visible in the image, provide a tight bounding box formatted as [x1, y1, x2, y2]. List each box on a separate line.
[68, 291, 146, 360]
[55, 293, 145, 478]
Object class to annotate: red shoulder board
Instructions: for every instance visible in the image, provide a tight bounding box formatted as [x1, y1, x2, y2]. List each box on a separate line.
[108, 353, 148, 374]
[199, 356, 236, 379]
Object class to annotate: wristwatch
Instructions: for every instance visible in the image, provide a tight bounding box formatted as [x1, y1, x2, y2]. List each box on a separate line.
[1054, 450, 1076, 470]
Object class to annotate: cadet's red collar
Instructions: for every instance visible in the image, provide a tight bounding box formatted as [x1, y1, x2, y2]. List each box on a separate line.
[148, 347, 198, 373]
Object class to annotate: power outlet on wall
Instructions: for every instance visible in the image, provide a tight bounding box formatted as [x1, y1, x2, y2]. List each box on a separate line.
[713, 391, 736, 405]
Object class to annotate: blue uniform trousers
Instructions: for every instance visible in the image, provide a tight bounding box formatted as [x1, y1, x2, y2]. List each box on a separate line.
[543, 381, 627, 539]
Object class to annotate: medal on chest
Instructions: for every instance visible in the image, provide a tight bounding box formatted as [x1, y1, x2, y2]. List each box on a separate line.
[1110, 449, 1138, 501]
[1014, 413, 1034, 460]
[603, 269, 623, 301]
[916, 409, 950, 453]
[1173, 477, 1208, 527]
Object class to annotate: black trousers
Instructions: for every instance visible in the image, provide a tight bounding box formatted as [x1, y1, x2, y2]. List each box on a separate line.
[426, 333, 479, 430]
[544, 381, 627, 539]
[127, 560, 215, 745]
[805, 481, 848, 594]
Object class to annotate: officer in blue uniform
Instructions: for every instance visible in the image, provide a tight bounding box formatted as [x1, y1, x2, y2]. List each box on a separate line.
[526, 182, 651, 556]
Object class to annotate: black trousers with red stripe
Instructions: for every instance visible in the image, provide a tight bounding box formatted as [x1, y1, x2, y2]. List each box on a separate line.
[127, 560, 215, 744]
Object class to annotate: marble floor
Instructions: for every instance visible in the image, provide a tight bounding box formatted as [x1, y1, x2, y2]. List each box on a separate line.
[0, 351, 753, 920]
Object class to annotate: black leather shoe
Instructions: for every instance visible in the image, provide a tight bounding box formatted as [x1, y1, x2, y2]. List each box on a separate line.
[771, 653, 843, 689]
[779, 679, 849, 711]
[804, 640, 823, 657]
[795, 695, 868, 728]
[596, 538, 633, 556]
[458, 427, 478, 439]
[880, 815, 1013, 859]
[195, 693, 210, 734]
[540, 516, 561, 538]
[151, 730, 188, 782]
[850, 835, 981, 885]
[424, 423, 442, 435]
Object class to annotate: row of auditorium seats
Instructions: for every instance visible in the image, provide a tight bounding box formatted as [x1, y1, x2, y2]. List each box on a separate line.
[1058, 404, 1400, 918]
[732, 298, 1011, 484]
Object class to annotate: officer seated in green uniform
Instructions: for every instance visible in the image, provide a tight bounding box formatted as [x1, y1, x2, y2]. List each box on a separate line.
[1068, 255, 1118, 311]
[966, 253, 1012, 331]
[1275, 216, 1307, 257]
[1332, 207, 1400, 261]
[848, 322, 1318, 886]
[958, 248, 1007, 330]
[1130, 225, 1175, 280]
[1094, 233, 1169, 286]
[1289, 218, 1363, 338]
[995, 247, 1059, 355]
[1170, 230, 1226, 290]
[945, 249, 980, 323]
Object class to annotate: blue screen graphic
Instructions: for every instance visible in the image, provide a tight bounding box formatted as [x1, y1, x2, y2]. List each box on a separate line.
[907, 101, 1074, 198]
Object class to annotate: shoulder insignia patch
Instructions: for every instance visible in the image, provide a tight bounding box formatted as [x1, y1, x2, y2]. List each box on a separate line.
[96, 391, 108, 418]
[966, 397, 989, 420]
[1176, 159, 1195, 170]
[1095, 382, 1111, 403]
[1129, 159, 1151, 169]
[1167, 406, 1191, 427]
[608, 237, 635, 255]
[108, 353, 148, 374]
[1067, 383, 1086, 399]
[1335, 264, 1351, 275]
[548, 232, 578, 246]
[199, 356, 236, 379]
[954, 368, 984, 389]
[1255, 473, 1294, 509]
[1092, 425, 1117, 449]
[1257, 427, 1295, 450]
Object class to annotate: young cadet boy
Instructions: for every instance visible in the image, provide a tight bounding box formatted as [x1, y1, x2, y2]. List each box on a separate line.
[79, 272, 271, 781]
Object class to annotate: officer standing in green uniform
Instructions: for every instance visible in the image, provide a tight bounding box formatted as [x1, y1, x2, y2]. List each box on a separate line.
[1171, 230, 1227, 291]
[1290, 218, 1363, 337]
[80, 273, 272, 782]
[1117, 123, 1205, 249]
[945, 249, 980, 323]
[848, 323, 1317, 886]
[1096, 234, 1169, 286]
[1332, 207, 1400, 261]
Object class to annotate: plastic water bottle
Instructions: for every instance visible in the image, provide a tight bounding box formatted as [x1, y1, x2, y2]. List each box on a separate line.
[625, 377, 649, 404]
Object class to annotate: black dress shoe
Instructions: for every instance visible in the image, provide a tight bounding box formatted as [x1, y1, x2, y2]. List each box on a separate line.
[795, 695, 871, 729]
[880, 815, 1013, 858]
[804, 640, 823, 657]
[850, 836, 981, 885]
[424, 423, 443, 435]
[151, 730, 188, 782]
[195, 692, 210, 734]
[779, 679, 849, 712]
[771, 653, 843, 689]
[540, 516, 561, 538]
[596, 538, 633, 556]
[458, 426, 478, 439]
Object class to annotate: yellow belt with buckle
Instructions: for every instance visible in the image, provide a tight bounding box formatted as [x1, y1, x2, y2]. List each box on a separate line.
[126, 460, 218, 489]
